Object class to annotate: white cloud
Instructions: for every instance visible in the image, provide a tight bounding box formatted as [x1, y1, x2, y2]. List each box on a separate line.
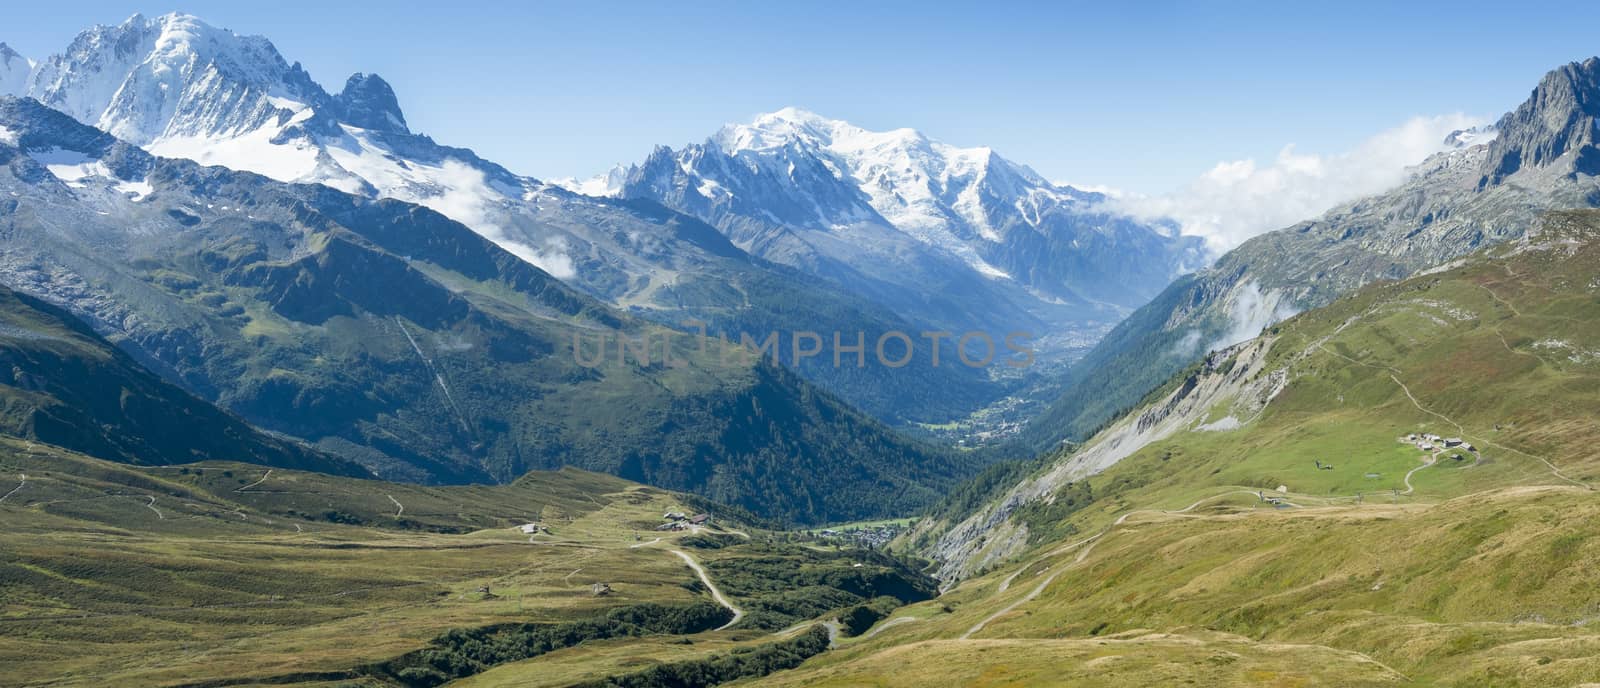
[422, 160, 578, 280]
[1213, 281, 1299, 352]
[1056, 181, 1129, 199]
[1117, 114, 1487, 251]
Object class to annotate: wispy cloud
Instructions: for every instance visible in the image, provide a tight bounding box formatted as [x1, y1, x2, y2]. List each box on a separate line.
[1116, 114, 1486, 251]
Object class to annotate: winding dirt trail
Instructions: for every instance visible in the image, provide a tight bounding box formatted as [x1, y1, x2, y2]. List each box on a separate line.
[1402, 456, 1437, 495]
[0, 473, 24, 504]
[964, 568, 1064, 639]
[235, 469, 273, 492]
[862, 615, 920, 638]
[976, 489, 1275, 635]
[139, 495, 164, 520]
[386, 494, 404, 517]
[667, 548, 743, 631]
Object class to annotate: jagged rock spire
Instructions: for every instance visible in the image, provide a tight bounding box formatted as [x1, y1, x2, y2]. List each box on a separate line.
[1482, 56, 1600, 185]
[336, 73, 408, 135]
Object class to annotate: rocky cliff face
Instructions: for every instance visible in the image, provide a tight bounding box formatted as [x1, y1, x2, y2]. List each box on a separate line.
[1481, 57, 1600, 185]
[332, 73, 408, 135]
[923, 337, 1282, 581]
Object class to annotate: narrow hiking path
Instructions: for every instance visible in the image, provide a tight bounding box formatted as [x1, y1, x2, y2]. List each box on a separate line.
[1477, 281, 1522, 318]
[964, 567, 1065, 639]
[975, 489, 1294, 636]
[667, 548, 743, 631]
[862, 615, 919, 638]
[995, 490, 1262, 593]
[386, 494, 404, 518]
[1403, 455, 1438, 495]
[235, 469, 272, 492]
[630, 535, 743, 630]
[139, 495, 164, 520]
[0, 473, 24, 504]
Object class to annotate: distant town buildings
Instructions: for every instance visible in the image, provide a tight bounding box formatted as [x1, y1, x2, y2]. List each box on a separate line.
[1406, 430, 1479, 457]
[813, 522, 908, 549]
[655, 511, 713, 531]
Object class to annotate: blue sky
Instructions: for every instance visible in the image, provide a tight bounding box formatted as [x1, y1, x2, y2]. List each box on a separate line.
[6, 1, 1600, 195]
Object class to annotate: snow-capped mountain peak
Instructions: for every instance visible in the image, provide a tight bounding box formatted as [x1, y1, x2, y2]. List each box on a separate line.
[711, 106, 927, 155]
[25, 12, 326, 145]
[1444, 125, 1498, 149]
[616, 108, 1205, 307]
[10, 13, 601, 280]
[699, 107, 1038, 240]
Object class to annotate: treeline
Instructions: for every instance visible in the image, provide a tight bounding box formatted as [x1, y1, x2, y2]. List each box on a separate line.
[706, 543, 937, 631]
[370, 601, 732, 687]
[677, 533, 748, 550]
[570, 624, 831, 688]
[593, 362, 988, 526]
[837, 596, 902, 636]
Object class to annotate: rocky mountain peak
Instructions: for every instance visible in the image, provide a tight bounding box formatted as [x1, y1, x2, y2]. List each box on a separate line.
[0, 42, 31, 96]
[1481, 56, 1600, 186]
[335, 72, 408, 135]
[25, 12, 326, 145]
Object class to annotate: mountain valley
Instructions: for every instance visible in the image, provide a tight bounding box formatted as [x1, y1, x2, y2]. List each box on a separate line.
[3, 9, 1600, 688]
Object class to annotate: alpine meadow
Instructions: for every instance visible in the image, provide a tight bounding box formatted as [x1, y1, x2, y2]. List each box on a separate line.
[2, 5, 1599, 687]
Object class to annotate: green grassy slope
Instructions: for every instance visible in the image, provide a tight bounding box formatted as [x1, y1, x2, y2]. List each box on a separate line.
[0, 284, 365, 477]
[756, 210, 1600, 686]
[0, 437, 933, 687]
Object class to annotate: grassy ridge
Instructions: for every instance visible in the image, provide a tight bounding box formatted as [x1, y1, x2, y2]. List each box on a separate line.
[0, 437, 934, 687]
[782, 487, 1600, 686]
[764, 211, 1600, 685]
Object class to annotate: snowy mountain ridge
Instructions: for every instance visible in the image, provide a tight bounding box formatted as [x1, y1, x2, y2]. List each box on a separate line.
[602, 107, 1205, 310]
[709, 105, 1090, 246]
[7, 12, 1208, 423]
[1, 13, 589, 277]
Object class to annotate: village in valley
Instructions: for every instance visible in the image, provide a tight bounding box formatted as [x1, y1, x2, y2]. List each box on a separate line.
[813, 520, 914, 550]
